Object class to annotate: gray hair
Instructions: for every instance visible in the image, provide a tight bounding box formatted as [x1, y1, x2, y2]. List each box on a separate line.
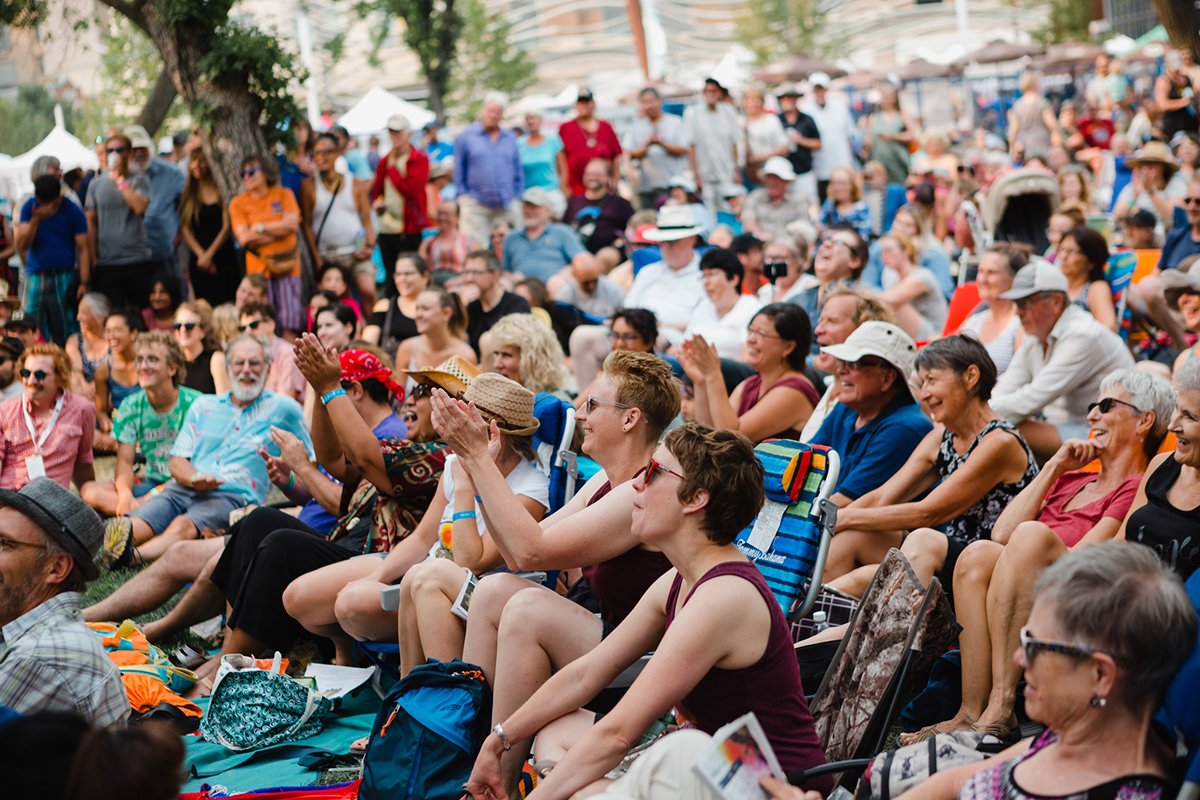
[80, 292, 110, 322]
[482, 91, 508, 110]
[1176, 357, 1200, 395]
[1032, 541, 1197, 712]
[224, 333, 273, 369]
[30, 155, 60, 182]
[1101, 368, 1174, 452]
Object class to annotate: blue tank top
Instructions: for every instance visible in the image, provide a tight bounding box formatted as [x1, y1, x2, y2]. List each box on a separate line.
[109, 376, 138, 409]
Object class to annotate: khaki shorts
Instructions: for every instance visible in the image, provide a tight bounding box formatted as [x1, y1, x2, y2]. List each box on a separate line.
[322, 251, 377, 280]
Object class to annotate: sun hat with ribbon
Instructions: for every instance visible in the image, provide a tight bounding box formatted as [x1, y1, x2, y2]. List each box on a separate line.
[339, 349, 406, 400]
[1126, 141, 1180, 177]
[643, 205, 706, 242]
[402, 355, 482, 398]
[462, 373, 540, 436]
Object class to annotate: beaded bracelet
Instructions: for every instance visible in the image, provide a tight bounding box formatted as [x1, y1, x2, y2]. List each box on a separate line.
[321, 388, 347, 405]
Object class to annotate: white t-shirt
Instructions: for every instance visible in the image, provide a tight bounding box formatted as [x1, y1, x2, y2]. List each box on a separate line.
[800, 99, 856, 180]
[623, 253, 706, 345]
[428, 453, 551, 560]
[683, 294, 764, 359]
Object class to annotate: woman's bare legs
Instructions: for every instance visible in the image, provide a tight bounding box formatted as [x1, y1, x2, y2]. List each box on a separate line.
[824, 528, 904, 582]
[461, 573, 543, 680]
[283, 557, 384, 665]
[397, 559, 472, 677]
[825, 527, 944, 597]
[489, 586, 605, 798]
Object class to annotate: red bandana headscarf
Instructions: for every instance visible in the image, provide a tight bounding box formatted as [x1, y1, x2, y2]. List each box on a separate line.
[339, 349, 405, 400]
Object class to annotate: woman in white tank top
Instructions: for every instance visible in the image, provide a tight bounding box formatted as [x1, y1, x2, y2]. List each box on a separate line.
[302, 132, 370, 261]
[951, 245, 1027, 375]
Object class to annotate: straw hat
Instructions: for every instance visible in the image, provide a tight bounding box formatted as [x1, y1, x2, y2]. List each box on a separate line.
[1126, 141, 1180, 177]
[402, 355, 481, 397]
[462, 373, 540, 436]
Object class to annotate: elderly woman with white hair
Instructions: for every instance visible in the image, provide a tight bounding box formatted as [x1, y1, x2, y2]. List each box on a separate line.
[896, 541, 1196, 800]
[901, 367, 1176, 744]
[488, 312, 572, 399]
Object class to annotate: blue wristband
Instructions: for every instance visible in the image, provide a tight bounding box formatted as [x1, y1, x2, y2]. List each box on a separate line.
[452, 510, 477, 521]
[321, 388, 347, 405]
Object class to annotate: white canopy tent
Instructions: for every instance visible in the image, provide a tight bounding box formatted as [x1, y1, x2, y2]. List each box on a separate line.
[337, 87, 437, 138]
[2, 106, 99, 201]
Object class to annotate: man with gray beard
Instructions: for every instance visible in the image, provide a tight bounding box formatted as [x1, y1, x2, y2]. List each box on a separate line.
[100, 334, 312, 569]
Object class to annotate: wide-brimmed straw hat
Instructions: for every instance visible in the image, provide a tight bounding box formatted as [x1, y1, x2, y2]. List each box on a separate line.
[1126, 141, 1180, 177]
[402, 355, 481, 397]
[462, 373, 540, 436]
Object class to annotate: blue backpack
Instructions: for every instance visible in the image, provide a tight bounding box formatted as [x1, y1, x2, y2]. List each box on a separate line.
[359, 659, 491, 800]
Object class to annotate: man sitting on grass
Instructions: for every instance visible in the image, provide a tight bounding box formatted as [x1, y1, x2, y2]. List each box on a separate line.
[98, 334, 310, 569]
[80, 332, 201, 518]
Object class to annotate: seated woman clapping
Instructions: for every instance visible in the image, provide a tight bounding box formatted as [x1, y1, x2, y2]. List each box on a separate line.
[825, 335, 1038, 588]
[463, 423, 834, 800]
[896, 542, 1196, 800]
[900, 368, 1173, 745]
[681, 303, 820, 442]
[397, 351, 680, 687]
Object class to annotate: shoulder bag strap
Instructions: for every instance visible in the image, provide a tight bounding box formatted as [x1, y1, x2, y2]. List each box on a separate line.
[314, 175, 343, 249]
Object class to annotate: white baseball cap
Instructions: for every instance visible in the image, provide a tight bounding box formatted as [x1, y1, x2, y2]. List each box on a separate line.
[124, 124, 154, 150]
[998, 258, 1069, 300]
[821, 321, 917, 390]
[761, 156, 797, 181]
[386, 113, 412, 132]
[809, 72, 831, 88]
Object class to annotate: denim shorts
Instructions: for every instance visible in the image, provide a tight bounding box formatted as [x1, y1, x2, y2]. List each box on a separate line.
[128, 482, 246, 535]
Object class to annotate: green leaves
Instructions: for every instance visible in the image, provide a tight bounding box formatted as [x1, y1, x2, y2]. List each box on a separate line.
[736, 0, 831, 64]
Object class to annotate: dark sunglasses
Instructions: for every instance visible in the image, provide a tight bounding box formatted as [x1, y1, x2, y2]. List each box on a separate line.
[105, 146, 127, 154]
[20, 368, 48, 381]
[1087, 397, 1141, 415]
[241, 166, 262, 178]
[237, 320, 264, 332]
[173, 321, 198, 332]
[1186, 197, 1200, 205]
[645, 457, 685, 485]
[411, 384, 434, 399]
[0, 357, 9, 365]
[1019, 626, 1127, 668]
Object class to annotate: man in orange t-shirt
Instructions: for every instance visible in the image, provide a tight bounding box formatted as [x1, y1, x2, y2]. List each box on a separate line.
[230, 156, 304, 336]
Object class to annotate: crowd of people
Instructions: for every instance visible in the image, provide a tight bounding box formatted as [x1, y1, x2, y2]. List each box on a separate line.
[4, 49, 1200, 800]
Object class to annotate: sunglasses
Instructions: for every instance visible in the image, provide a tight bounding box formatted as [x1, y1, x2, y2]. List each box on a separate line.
[608, 332, 642, 344]
[1185, 197, 1200, 205]
[585, 394, 632, 414]
[20, 368, 48, 381]
[837, 358, 888, 372]
[1019, 625, 1126, 668]
[411, 383, 434, 399]
[237, 320, 265, 332]
[105, 146, 127, 154]
[645, 457, 686, 484]
[173, 321, 198, 332]
[312, 148, 338, 156]
[241, 166, 262, 178]
[1087, 397, 1141, 415]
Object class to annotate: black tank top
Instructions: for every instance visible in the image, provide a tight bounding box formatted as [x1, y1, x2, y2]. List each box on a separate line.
[1125, 456, 1200, 579]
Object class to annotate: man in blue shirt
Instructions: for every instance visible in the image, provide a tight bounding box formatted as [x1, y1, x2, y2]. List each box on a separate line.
[15, 176, 90, 347]
[454, 92, 523, 243]
[503, 187, 586, 283]
[126, 124, 186, 277]
[810, 322, 932, 507]
[100, 334, 312, 570]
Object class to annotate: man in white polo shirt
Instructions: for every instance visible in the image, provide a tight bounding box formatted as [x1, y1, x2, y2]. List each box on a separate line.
[622, 205, 707, 347]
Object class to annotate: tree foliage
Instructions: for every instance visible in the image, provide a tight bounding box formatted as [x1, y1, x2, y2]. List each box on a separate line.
[449, 0, 536, 122]
[84, 14, 187, 138]
[357, 0, 462, 124]
[0, 85, 76, 155]
[1032, 0, 1092, 45]
[736, 0, 831, 63]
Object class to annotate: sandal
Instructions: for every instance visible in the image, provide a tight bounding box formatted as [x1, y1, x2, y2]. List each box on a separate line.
[978, 722, 1020, 750]
[897, 724, 946, 746]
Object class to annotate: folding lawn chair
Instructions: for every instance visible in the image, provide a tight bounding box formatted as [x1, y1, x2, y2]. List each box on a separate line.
[785, 548, 961, 790]
[733, 438, 841, 621]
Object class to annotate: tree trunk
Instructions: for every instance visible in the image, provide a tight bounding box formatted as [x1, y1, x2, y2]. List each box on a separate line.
[135, 70, 178, 138]
[1150, 0, 1200, 62]
[137, 2, 271, 203]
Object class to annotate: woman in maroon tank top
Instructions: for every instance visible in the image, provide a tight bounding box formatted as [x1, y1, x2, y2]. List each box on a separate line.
[465, 423, 831, 800]
[682, 303, 820, 442]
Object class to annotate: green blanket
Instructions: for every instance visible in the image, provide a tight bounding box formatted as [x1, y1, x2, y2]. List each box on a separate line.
[183, 688, 381, 794]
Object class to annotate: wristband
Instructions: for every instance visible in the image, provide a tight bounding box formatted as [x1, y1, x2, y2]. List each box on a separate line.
[285, 473, 295, 492]
[493, 724, 512, 751]
[321, 388, 347, 405]
[118, 179, 129, 191]
[452, 510, 477, 521]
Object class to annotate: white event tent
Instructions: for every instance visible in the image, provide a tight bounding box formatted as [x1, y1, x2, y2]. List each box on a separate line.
[337, 87, 436, 139]
[2, 105, 99, 200]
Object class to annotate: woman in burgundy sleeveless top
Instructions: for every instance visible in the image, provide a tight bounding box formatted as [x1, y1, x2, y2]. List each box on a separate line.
[682, 303, 820, 442]
[466, 423, 831, 800]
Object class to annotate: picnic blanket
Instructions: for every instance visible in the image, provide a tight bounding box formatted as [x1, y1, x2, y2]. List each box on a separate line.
[182, 688, 381, 795]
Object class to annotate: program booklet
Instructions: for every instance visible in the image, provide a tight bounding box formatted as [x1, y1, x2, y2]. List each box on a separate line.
[451, 569, 478, 621]
[691, 712, 787, 800]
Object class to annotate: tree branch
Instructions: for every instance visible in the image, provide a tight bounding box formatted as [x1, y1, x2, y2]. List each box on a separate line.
[135, 70, 178, 137]
[97, 0, 150, 35]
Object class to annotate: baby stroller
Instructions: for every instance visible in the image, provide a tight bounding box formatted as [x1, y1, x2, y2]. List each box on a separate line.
[980, 168, 1062, 254]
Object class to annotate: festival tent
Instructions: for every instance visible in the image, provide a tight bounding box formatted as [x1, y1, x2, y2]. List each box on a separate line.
[2, 106, 99, 199]
[337, 87, 436, 137]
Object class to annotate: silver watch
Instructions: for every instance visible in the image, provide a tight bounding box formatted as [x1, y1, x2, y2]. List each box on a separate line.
[493, 723, 512, 751]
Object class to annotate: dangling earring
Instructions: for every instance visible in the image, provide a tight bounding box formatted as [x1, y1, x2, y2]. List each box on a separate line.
[1090, 695, 1107, 708]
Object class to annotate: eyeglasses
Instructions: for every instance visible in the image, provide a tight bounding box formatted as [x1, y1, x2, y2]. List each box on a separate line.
[229, 359, 265, 370]
[585, 394, 632, 414]
[1056, 245, 1082, 256]
[747, 326, 782, 341]
[1013, 294, 1049, 310]
[818, 237, 851, 251]
[105, 146, 127, 154]
[646, 457, 686, 484]
[0, 357, 9, 365]
[1088, 397, 1142, 415]
[20, 369, 48, 381]
[837, 358, 888, 372]
[240, 166, 262, 179]
[173, 321, 198, 332]
[461, 269, 490, 277]
[0, 536, 47, 554]
[134, 355, 163, 366]
[238, 320, 265, 332]
[608, 332, 643, 344]
[312, 148, 338, 156]
[1019, 625, 1127, 668]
